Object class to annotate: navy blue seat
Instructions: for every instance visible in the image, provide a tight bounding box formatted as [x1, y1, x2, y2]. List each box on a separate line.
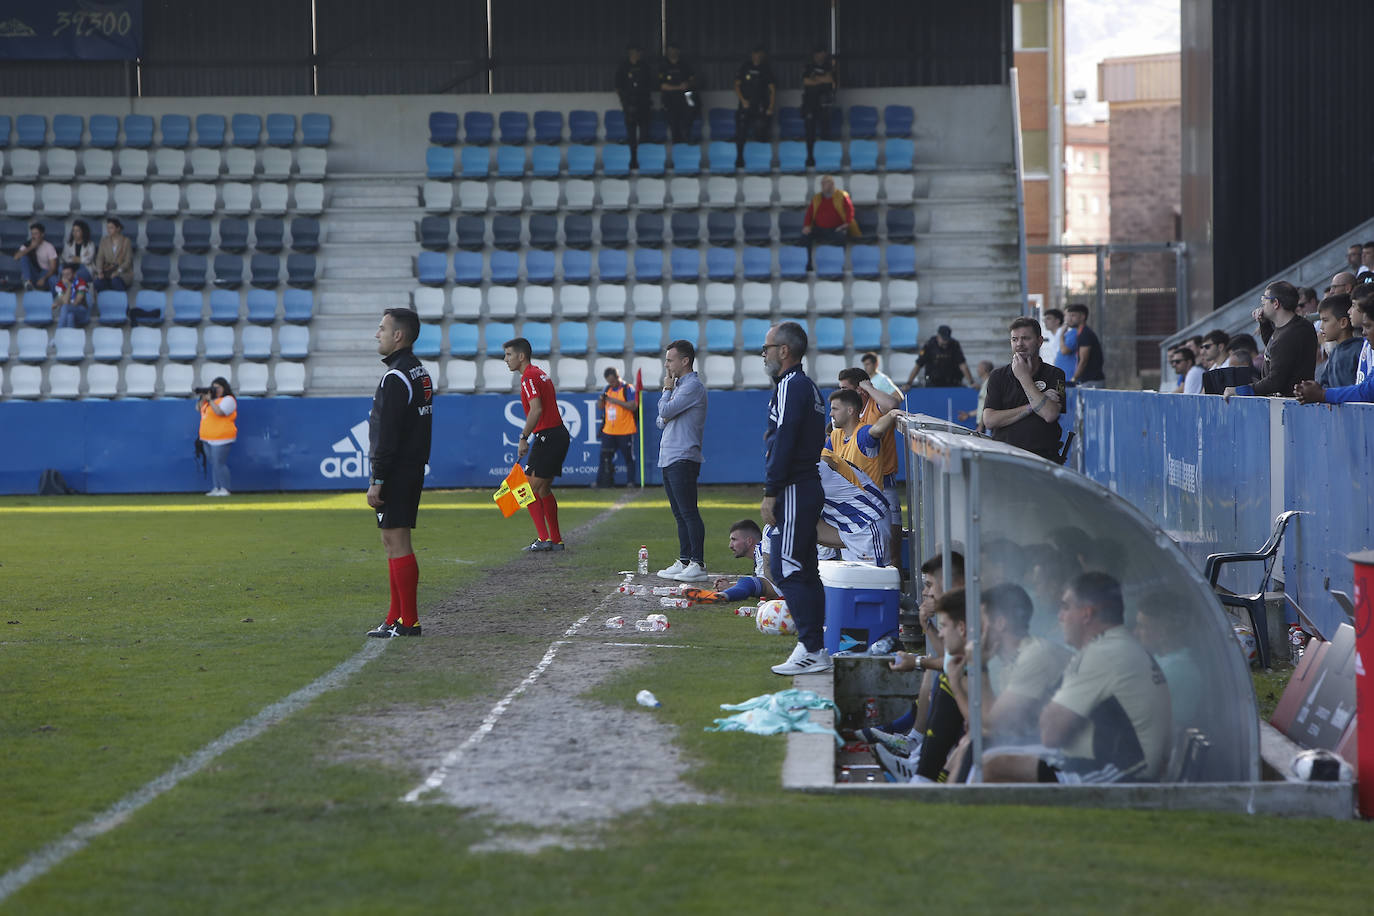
[528, 213, 558, 248]
[742, 247, 772, 281]
[849, 105, 879, 140]
[598, 249, 628, 283]
[670, 212, 700, 244]
[884, 105, 915, 138]
[145, 219, 177, 254]
[0, 220, 27, 252]
[213, 255, 244, 288]
[454, 251, 484, 285]
[599, 212, 629, 248]
[455, 215, 486, 250]
[286, 253, 316, 288]
[177, 255, 208, 289]
[124, 114, 154, 148]
[52, 114, 85, 148]
[743, 211, 772, 245]
[429, 111, 459, 145]
[635, 212, 665, 247]
[490, 250, 519, 284]
[492, 215, 522, 249]
[562, 249, 591, 283]
[246, 289, 277, 324]
[195, 114, 226, 147]
[209, 289, 239, 324]
[89, 115, 119, 148]
[215, 218, 247, 253]
[301, 113, 332, 146]
[464, 112, 494, 144]
[251, 253, 282, 288]
[160, 115, 191, 148]
[564, 213, 593, 248]
[778, 107, 804, 140]
[16, 115, 46, 148]
[634, 249, 663, 282]
[885, 208, 915, 242]
[265, 113, 296, 147]
[568, 110, 598, 144]
[289, 218, 320, 252]
[707, 108, 735, 142]
[0, 116, 9, 149]
[283, 288, 313, 323]
[420, 216, 451, 250]
[140, 254, 171, 290]
[707, 211, 737, 246]
[855, 209, 879, 243]
[603, 110, 627, 144]
[230, 114, 262, 147]
[499, 111, 529, 144]
[533, 110, 563, 144]
[254, 218, 284, 253]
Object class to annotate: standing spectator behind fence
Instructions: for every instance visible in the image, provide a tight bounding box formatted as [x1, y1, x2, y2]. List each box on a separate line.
[1166, 347, 1203, 394]
[1040, 308, 1065, 366]
[1359, 241, 1374, 280]
[1232, 280, 1317, 399]
[801, 175, 859, 270]
[733, 45, 776, 167]
[907, 324, 975, 388]
[860, 352, 903, 398]
[982, 317, 1065, 463]
[198, 377, 237, 497]
[615, 43, 654, 171]
[15, 221, 57, 292]
[1296, 294, 1374, 405]
[1315, 294, 1363, 388]
[1064, 304, 1105, 387]
[658, 41, 697, 144]
[94, 217, 133, 293]
[656, 339, 709, 582]
[62, 219, 96, 285]
[1346, 244, 1364, 277]
[800, 45, 837, 166]
[52, 262, 90, 328]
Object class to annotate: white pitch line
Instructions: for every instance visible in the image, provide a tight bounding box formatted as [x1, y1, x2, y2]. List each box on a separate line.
[0, 639, 389, 905]
[600, 642, 700, 649]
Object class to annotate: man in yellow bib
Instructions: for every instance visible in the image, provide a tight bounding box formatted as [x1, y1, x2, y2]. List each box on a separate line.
[801, 175, 860, 271]
[596, 366, 638, 488]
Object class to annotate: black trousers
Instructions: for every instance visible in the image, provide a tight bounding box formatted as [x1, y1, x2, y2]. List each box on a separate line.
[735, 105, 771, 153]
[662, 93, 694, 143]
[623, 105, 650, 162]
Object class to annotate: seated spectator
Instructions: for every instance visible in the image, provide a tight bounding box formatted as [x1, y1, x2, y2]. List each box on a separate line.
[52, 262, 90, 328]
[94, 217, 134, 293]
[1295, 293, 1374, 405]
[1296, 285, 1319, 317]
[818, 400, 901, 565]
[62, 219, 96, 284]
[1315, 294, 1363, 388]
[1198, 328, 1230, 369]
[801, 175, 859, 270]
[1230, 281, 1316, 399]
[908, 325, 976, 388]
[1359, 241, 1374, 280]
[983, 571, 1173, 784]
[1134, 595, 1204, 732]
[1345, 244, 1363, 277]
[835, 366, 902, 549]
[859, 351, 903, 398]
[14, 221, 58, 291]
[1168, 346, 1204, 394]
[1329, 270, 1357, 298]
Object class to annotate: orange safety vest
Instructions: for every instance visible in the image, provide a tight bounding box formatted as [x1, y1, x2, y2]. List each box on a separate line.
[602, 383, 637, 436]
[199, 397, 237, 442]
[807, 190, 861, 237]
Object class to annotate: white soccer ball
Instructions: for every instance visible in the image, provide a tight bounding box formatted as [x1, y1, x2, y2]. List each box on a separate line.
[1232, 625, 1258, 665]
[755, 599, 794, 636]
[1291, 748, 1353, 782]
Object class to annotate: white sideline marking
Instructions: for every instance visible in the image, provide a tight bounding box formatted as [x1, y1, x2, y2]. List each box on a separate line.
[600, 642, 699, 649]
[0, 640, 389, 904]
[402, 614, 592, 803]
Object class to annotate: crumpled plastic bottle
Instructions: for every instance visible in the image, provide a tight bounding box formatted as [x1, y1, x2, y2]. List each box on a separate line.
[604, 615, 628, 629]
[635, 614, 669, 632]
[636, 689, 661, 707]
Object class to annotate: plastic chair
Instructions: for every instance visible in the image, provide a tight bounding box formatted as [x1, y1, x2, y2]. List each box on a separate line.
[668, 176, 701, 206]
[531, 145, 561, 177]
[292, 182, 324, 214]
[813, 140, 843, 172]
[499, 111, 529, 144]
[849, 140, 879, 172]
[246, 289, 277, 324]
[454, 251, 484, 285]
[286, 254, 316, 288]
[637, 143, 667, 176]
[565, 179, 596, 210]
[568, 110, 598, 144]
[634, 249, 664, 283]
[251, 253, 282, 288]
[83, 148, 115, 180]
[46, 149, 78, 180]
[7, 149, 40, 181]
[256, 219, 286, 253]
[778, 247, 808, 280]
[490, 250, 519, 285]
[273, 361, 306, 394]
[670, 143, 701, 176]
[559, 285, 590, 317]
[603, 110, 627, 144]
[705, 176, 738, 207]
[1203, 511, 1302, 669]
[533, 111, 564, 144]
[524, 321, 553, 356]
[707, 108, 735, 142]
[600, 212, 629, 249]
[422, 181, 453, 212]
[776, 281, 808, 316]
[160, 114, 191, 148]
[429, 112, 459, 145]
[283, 289, 313, 323]
[526, 249, 556, 285]
[208, 290, 240, 324]
[485, 322, 516, 357]
[426, 146, 456, 179]
[140, 255, 171, 290]
[5, 185, 36, 216]
[231, 113, 262, 147]
[884, 138, 914, 172]
[265, 113, 296, 147]
[742, 247, 772, 281]
[170, 290, 202, 325]
[603, 145, 631, 176]
[849, 245, 881, 280]
[301, 113, 332, 146]
[562, 250, 591, 284]
[594, 285, 626, 317]
[888, 316, 920, 350]
[413, 324, 442, 359]
[778, 107, 805, 140]
[40, 184, 72, 216]
[886, 208, 915, 242]
[16, 115, 47, 148]
[706, 248, 736, 282]
[496, 145, 526, 178]
[884, 105, 914, 138]
[814, 245, 845, 279]
[527, 213, 557, 249]
[707, 141, 736, 174]
[420, 216, 451, 250]
[670, 212, 700, 244]
[632, 320, 661, 354]
[202, 325, 235, 360]
[195, 114, 226, 147]
[455, 215, 486, 250]
[668, 247, 699, 281]
[849, 105, 879, 139]
[704, 283, 737, 315]
[884, 245, 916, 279]
[778, 141, 808, 173]
[212, 254, 244, 289]
[598, 250, 628, 283]
[853, 317, 882, 352]
[566, 146, 597, 177]
[742, 141, 771, 174]
[463, 112, 494, 145]
[492, 214, 522, 249]
[123, 114, 154, 148]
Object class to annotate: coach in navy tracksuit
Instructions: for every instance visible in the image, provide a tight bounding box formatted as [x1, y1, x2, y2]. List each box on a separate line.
[761, 321, 831, 676]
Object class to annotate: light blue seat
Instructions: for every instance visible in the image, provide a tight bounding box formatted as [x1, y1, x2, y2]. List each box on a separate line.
[742, 141, 771, 174]
[499, 111, 529, 144]
[417, 251, 447, 286]
[283, 289, 313, 323]
[889, 316, 919, 350]
[208, 289, 240, 324]
[598, 250, 628, 283]
[670, 144, 701, 175]
[533, 110, 563, 144]
[884, 105, 914, 138]
[852, 317, 882, 351]
[242, 325, 273, 359]
[602, 145, 631, 176]
[301, 112, 332, 146]
[884, 244, 916, 278]
[593, 322, 625, 355]
[562, 249, 591, 283]
[741, 318, 769, 351]
[884, 138, 914, 171]
[450, 324, 479, 357]
[777, 141, 808, 173]
[127, 326, 159, 361]
[566, 146, 596, 176]
[52, 114, 83, 148]
[195, 114, 226, 147]
[426, 147, 455, 178]
[246, 289, 277, 324]
[171, 289, 202, 325]
[852, 245, 882, 279]
[558, 322, 588, 356]
[632, 320, 660, 354]
[160, 115, 191, 148]
[496, 145, 526, 178]
[490, 250, 519, 285]
[568, 110, 598, 144]
[413, 323, 442, 358]
[705, 319, 735, 352]
[52, 328, 88, 362]
[460, 146, 489, 178]
[131, 290, 165, 327]
[464, 112, 494, 145]
[777, 246, 808, 280]
[742, 247, 772, 281]
[454, 251, 483, 285]
[669, 247, 699, 279]
[278, 324, 310, 359]
[814, 317, 846, 351]
[706, 248, 736, 281]
[485, 322, 515, 356]
[167, 326, 198, 361]
[123, 114, 154, 148]
[531, 145, 561, 177]
[813, 140, 843, 171]
[16, 115, 46, 148]
[265, 113, 296, 147]
[526, 249, 555, 284]
[637, 143, 667, 175]
[230, 114, 261, 147]
[707, 141, 736, 174]
[634, 249, 663, 282]
[668, 319, 697, 344]
[849, 105, 879, 140]
[523, 321, 553, 355]
[16, 327, 48, 361]
[849, 140, 879, 172]
[814, 245, 846, 279]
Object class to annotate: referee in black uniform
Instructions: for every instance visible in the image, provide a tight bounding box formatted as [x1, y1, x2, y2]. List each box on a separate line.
[615, 42, 654, 170]
[658, 41, 697, 144]
[801, 45, 837, 166]
[366, 307, 434, 638]
[734, 44, 776, 167]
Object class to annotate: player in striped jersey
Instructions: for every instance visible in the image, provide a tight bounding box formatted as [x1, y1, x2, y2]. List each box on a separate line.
[818, 454, 891, 565]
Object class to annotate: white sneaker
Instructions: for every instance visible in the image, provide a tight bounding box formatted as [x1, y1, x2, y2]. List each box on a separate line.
[771, 643, 833, 676]
[206, 489, 218, 496]
[218, 489, 230, 497]
[672, 561, 710, 582]
[657, 559, 687, 579]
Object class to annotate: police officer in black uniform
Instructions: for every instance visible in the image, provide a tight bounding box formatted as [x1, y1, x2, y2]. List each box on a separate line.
[615, 42, 654, 170]
[801, 45, 837, 166]
[658, 41, 697, 144]
[734, 44, 776, 167]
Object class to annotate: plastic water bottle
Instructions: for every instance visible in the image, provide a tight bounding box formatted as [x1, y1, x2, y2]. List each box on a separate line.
[651, 585, 683, 596]
[659, 597, 691, 609]
[734, 606, 756, 617]
[604, 615, 628, 629]
[638, 545, 649, 575]
[868, 635, 896, 656]
[635, 615, 669, 632]
[617, 583, 647, 596]
[636, 689, 661, 707]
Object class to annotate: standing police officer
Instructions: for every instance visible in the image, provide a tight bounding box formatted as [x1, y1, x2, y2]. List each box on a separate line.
[615, 42, 654, 170]
[734, 44, 776, 167]
[658, 41, 697, 144]
[801, 45, 837, 166]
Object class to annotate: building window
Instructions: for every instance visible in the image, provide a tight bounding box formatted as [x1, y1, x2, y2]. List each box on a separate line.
[1092, 151, 1102, 172]
[1090, 196, 1101, 215]
[1078, 195, 1088, 214]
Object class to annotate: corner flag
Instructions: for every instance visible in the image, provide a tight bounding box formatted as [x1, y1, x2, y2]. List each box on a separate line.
[493, 464, 536, 517]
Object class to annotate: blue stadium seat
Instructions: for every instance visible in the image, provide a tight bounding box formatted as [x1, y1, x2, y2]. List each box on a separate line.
[429, 111, 459, 145]
[884, 244, 916, 278]
[602, 145, 631, 176]
[140, 254, 171, 290]
[670, 212, 700, 244]
[490, 250, 519, 285]
[568, 110, 598, 144]
[246, 289, 277, 324]
[742, 247, 772, 281]
[778, 141, 807, 173]
[598, 250, 628, 283]
[90, 289, 125, 325]
[646, 110, 669, 143]
[885, 209, 915, 242]
[0, 256, 18, 292]
[632, 320, 660, 353]
[742, 141, 771, 173]
[889, 316, 919, 349]
[531, 145, 561, 177]
[741, 318, 769, 351]
[414, 323, 442, 359]
[301, 112, 331, 146]
[884, 138, 914, 171]
[634, 249, 663, 282]
[852, 317, 882, 351]
[499, 111, 529, 144]
[884, 105, 914, 138]
[558, 322, 588, 356]
[426, 146, 456, 179]
[528, 213, 557, 248]
[460, 146, 489, 178]
[251, 253, 282, 288]
[165, 326, 198, 360]
[524, 321, 553, 356]
[496, 145, 525, 178]
[455, 215, 485, 250]
[492, 214, 522, 249]
[778, 107, 804, 140]
[668, 247, 699, 280]
[592, 321, 624, 355]
[849, 140, 879, 172]
[279, 324, 308, 359]
[599, 212, 629, 248]
[603, 110, 627, 144]
[668, 319, 697, 344]
[276, 252, 310, 288]
[707, 108, 735, 142]
[177, 255, 208, 289]
[0, 289, 16, 325]
[450, 324, 479, 357]
[88, 114, 119, 148]
[464, 112, 494, 145]
[670, 143, 701, 175]
[52, 114, 82, 148]
[635, 212, 665, 247]
[815, 317, 845, 350]
[0, 220, 27, 252]
[216, 218, 248, 253]
[705, 319, 735, 353]
[777, 246, 808, 280]
[707, 141, 736, 174]
[420, 216, 451, 250]
[121, 114, 153, 149]
[707, 211, 737, 246]
[255, 218, 284, 253]
[706, 248, 736, 281]
[564, 214, 593, 248]
[160, 114, 191, 148]
[131, 290, 165, 325]
[213, 254, 244, 288]
[283, 288, 313, 323]
[209, 289, 240, 324]
[526, 249, 555, 284]
[485, 322, 515, 356]
[145, 219, 177, 254]
[566, 145, 596, 177]
[855, 209, 879, 243]
[290, 218, 320, 253]
[241, 324, 273, 359]
[231, 114, 261, 147]
[814, 245, 845, 279]
[265, 113, 296, 147]
[195, 114, 226, 147]
[170, 289, 202, 325]
[16, 115, 46, 148]
[743, 211, 772, 245]
[813, 140, 843, 171]
[533, 110, 563, 144]
[850, 245, 881, 279]
[637, 143, 667, 175]
[849, 105, 879, 140]
[454, 251, 484, 285]
[0, 116, 9, 148]
[562, 249, 591, 283]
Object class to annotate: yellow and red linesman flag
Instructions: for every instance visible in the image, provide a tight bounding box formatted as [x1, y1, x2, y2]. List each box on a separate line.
[493, 463, 537, 518]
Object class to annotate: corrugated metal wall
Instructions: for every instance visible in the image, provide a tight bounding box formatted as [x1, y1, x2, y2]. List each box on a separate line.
[491, 0, 663, 93]
[139, 0, 313, 96]
[838, 0, 1009, 87]
[660, 0, 831, 94]
[1212, 0, 1374, 305]
[315, 0, 487, 95]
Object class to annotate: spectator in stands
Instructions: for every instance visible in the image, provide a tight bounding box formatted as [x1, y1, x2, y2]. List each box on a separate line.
[801, 175, 859, 270]
[859, 352, 903, 398]
[1134, 595, 1203, 731]
[1346, 243, 1363, 277]
[198, 377, 237, 498]
[982, 317, 1066, 462]
[1330, 271, 1356, 298]
[1056, 307, 1079, 380]
[52, 262, 90, 328]
[800, 45, 837, 166]
[657, 41, 697, 144]
[656, 339, 710, 582]
[1295, 294, 1374, 405]
[595, 367, 638, 488]
[1168, 346, 1204, 394]
[1204, 333, 1260, 394]
[1039, 308, 1065, 366]
[615, 42, 654, 171]
[94, 217, 133, 294]
[734, 44, 776, 167]
[1296, 286, 1319, 317]
[1225, 332, 1259, 369]
[1360, 241, 1374, 280]
[984, 572, 1172, 784]
[1064, 304, 1105, 387]
[62, 219, 96, 285]
[14, 221, 57, 292]
[1315, 294, 1363, 388]
[1231, 280, 1317, 399]
[1198, 329, 1230, 370]
[957, 360, 996, 432]
[907, 325, 975, 388]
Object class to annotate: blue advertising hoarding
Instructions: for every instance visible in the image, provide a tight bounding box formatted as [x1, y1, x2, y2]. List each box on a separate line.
[0, 1, 141, 61]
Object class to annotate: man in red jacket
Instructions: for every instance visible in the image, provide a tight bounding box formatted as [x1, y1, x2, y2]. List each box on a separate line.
[802, 175, 860, 271]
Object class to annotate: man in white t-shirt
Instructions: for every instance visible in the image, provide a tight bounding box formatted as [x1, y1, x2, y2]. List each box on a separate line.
[1168, 347, 1204, 394]
[1039, 308, 1066, 367]
[860, 351, 904, 399]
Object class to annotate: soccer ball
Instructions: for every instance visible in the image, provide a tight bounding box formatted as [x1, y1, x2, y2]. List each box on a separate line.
[755, 599, 795, 636]
[1232, 625, 1258, 665]
[1291, 748, 1353, 782]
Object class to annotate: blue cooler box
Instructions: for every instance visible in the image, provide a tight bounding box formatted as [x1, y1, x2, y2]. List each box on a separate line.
[819, 560, 901, 654]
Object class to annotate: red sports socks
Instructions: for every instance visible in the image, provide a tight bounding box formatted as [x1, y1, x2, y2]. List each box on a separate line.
[388, 554, 419, 627]
[528, 498, 549, 541]
[543, 493, 562, 544]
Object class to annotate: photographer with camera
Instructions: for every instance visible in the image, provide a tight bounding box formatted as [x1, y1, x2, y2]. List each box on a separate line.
[197, 377, 237, 497]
